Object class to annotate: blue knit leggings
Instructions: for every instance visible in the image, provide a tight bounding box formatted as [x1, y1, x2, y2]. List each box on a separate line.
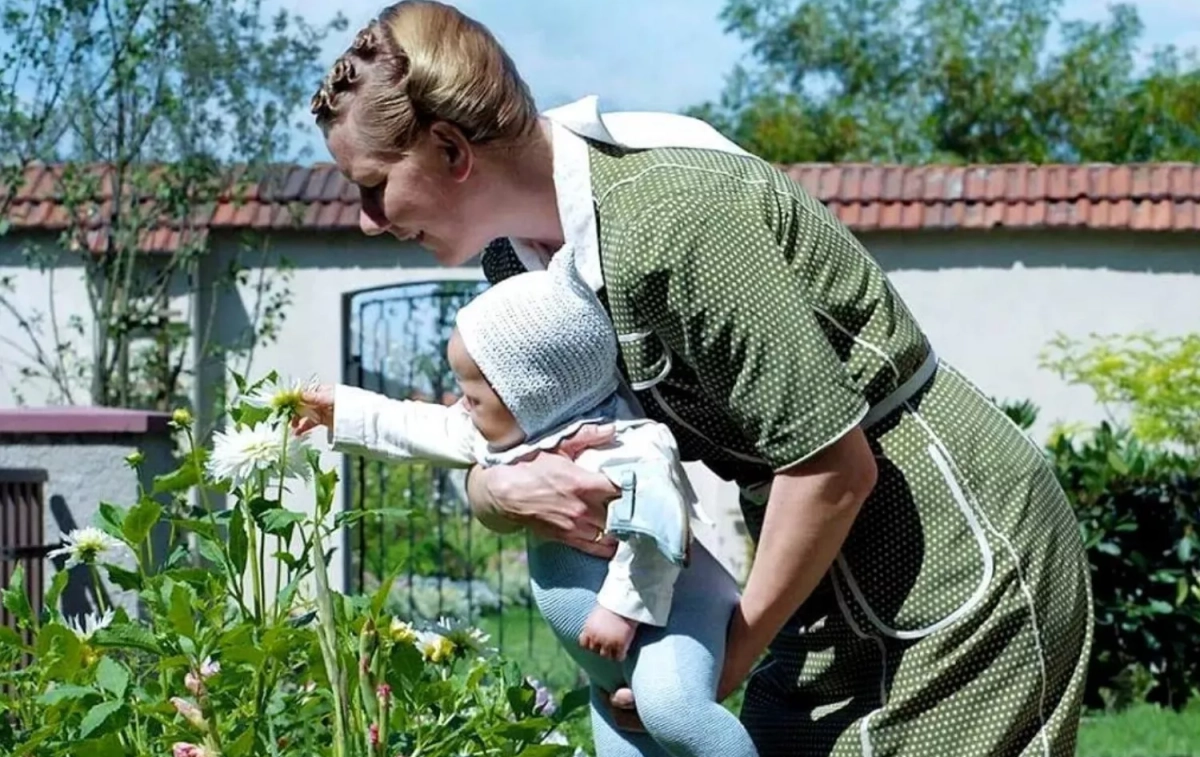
[528, 538, 758, 756]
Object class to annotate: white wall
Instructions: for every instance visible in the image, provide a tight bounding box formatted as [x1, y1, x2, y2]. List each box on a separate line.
[863, 229, 1200, 441]
[0, 235, 194, 410]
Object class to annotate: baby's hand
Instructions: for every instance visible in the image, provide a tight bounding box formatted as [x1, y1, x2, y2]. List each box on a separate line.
[579, 605, 639, 661]
[293, 384, 334, 434]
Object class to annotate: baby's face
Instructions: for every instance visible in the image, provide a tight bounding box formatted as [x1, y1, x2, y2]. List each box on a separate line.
[447, 329, 525, 448]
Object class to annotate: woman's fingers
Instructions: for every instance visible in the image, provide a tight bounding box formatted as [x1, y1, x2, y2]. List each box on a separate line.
[607, 687, 645, 733]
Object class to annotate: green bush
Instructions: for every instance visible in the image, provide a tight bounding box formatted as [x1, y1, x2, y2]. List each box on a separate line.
[1052, 422, 1200, 710]
[997, 399, 1200, 711]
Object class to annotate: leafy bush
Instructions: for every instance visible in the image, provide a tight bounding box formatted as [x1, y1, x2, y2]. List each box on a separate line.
[0, 375, 585, 757]
[996, 397, 1200, 711]
[1049, 423, 1200, 711]
[1040, 332, 1200, 454]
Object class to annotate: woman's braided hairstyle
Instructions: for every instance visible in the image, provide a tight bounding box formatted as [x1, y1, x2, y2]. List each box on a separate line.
[311, 1, 537, 156]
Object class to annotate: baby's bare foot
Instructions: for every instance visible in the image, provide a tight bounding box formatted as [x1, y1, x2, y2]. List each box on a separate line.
[579, 605, 639, 661]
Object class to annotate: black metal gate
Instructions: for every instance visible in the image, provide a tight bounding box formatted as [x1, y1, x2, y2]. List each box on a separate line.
[340, 279, 581, 689]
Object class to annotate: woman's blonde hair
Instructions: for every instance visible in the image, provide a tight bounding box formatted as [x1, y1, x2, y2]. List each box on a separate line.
[311, 1, 538, 154]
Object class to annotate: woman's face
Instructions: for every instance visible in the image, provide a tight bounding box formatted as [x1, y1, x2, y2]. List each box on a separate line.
[325, 116, 492, 266]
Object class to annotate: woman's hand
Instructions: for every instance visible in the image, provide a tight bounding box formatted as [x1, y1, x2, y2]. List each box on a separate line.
[716, 604, 762, 701]
[467, 424, 621, 559]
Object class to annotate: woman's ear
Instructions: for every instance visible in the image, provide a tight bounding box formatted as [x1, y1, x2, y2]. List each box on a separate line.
[430, 121, 473, 182]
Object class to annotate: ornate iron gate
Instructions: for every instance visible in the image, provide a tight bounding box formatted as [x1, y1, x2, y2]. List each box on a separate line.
[341, 280, 579, 686]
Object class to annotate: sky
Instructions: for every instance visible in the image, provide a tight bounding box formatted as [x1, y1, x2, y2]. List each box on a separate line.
[285, 0, 1200, 161]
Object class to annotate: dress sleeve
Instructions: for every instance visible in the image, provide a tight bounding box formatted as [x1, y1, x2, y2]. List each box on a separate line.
[612, 197, 869, 471]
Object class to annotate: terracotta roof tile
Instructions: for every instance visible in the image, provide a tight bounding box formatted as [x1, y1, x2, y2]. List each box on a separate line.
[3, 162, 1200, 253]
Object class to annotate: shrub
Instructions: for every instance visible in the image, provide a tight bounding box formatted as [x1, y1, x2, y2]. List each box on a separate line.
[996, 397, 1200, 710]
[0, 374, 586, 756]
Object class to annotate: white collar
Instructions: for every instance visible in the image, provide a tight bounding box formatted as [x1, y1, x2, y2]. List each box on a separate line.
[507, 96, 750, 293]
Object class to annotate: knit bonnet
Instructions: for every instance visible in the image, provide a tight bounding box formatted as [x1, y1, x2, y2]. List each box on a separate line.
[454, 250, 620, 441]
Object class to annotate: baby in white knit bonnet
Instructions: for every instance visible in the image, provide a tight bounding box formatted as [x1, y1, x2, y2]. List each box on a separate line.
[304, 254, 756, 755]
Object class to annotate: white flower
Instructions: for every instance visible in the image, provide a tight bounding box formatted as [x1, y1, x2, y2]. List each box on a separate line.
[207, 420, 311, 488]
[65, 608, 114, 641]
[434, 616, 492, 655]
[241, 375, 317, 417]
[48, 527, 128, 569]
[414, 629, 456, 663]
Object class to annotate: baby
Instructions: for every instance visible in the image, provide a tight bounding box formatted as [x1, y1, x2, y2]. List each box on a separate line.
[314, 253, 757, 756]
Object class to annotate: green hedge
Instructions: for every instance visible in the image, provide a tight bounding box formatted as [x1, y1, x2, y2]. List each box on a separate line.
[1001, 403, 1200, 710]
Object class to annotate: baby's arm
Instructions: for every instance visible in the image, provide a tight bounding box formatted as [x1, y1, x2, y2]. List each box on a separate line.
[577, 422, 693, 660]
[328, 385, 480, 467]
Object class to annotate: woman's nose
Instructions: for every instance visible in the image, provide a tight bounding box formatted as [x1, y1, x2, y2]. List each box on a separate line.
[359, 209, 389, 237]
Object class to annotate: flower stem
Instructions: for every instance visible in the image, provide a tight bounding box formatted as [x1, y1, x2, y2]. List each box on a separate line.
[245, 497, 264, 624]
[313, 524, 349, 757]
[89, 565, 108, 614]
[185, 426, 249, 617]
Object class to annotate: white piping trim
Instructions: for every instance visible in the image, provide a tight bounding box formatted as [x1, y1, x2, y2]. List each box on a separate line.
[859, 711, 878, 757]
[617, 330, 654, 343]
[629, 349, 672, 392]
[908, 408, 1052, 757]
[833, 441, 994, 640]
[810, 305, 900, 381]
[832, 569, 890, 708]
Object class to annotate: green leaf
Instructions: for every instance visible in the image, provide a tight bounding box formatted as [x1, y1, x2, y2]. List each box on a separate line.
[197, 540, 228, 575]
[554, 686, 591, 721]
[152, 452, 206, 495]
[224, 725, 258, 757]
[389, 640, 424, 685]
[36, 623, 83, 678]
[314, 466, 338, 517]
[92, 624, 162, 654]
[168, 583, 195, 638]
[229, 506, 248, 575]
[105, 564, 143, 592]
[170, 517, 219, 542]
[1, 565, 31, 627]
[44, 569, 70, 615]
[79, 700, 126, 738]
[506, 683, 537, 718]
[74, 735, 125, 757]
[0, 625, 24, 649]
[95, 657, 130, 699]
[122, 497, 163, 547]
[494, 719, 553, 741]
[515, 746, 575, 757]
[37, 684, 98, 706]
[96, 503, 128, 541]
[260, 508, 305, 536]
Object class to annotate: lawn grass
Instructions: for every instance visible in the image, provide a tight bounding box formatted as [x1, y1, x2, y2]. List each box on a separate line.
[1076, 703, 1200, 757]
[476, 607, 585, 691]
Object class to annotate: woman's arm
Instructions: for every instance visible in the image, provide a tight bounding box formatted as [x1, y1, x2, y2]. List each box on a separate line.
[718, 426, 877, 699]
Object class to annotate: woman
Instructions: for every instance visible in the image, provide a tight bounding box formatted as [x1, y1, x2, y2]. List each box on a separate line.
[310, 2, 1093, 755]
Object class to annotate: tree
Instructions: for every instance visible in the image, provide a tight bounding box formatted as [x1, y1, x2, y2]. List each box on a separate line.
[0, 0, 346, 411]
[692, 0, 1200, 164]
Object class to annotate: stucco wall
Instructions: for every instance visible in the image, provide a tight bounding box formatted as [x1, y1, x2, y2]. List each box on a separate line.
[0, 235, 193, 410]
[863, 229, 1200, 442]
[0, 426, 175, 618]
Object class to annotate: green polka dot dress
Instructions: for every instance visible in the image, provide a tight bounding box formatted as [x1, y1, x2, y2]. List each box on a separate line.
[482, 143, 1093, 756]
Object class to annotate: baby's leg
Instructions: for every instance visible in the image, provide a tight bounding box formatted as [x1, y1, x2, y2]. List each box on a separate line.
[588, 684, 673, 757]
[626, 540, 758, 757]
